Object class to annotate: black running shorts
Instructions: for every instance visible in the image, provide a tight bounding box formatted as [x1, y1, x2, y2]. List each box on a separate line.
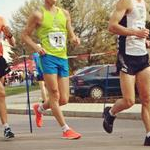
[117, 53, 150, 75]
[0, 56, 11, 78]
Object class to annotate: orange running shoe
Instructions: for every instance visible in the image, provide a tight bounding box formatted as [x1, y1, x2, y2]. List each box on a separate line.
[62, 128, 81, 140]
[33, 103, 43, 127]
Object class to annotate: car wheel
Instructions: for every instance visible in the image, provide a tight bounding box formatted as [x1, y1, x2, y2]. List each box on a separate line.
[90, 86, 103, 99]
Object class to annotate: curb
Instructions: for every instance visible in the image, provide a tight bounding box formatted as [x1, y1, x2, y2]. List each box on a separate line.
[7, 109, 141, 120]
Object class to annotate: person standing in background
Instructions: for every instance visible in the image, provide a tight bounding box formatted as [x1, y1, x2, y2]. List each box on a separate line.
[32, 50, 48, 103]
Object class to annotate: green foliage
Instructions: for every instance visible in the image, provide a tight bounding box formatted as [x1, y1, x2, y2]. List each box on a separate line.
[60, 0, 75, 12]
[65, 0, 117, 71]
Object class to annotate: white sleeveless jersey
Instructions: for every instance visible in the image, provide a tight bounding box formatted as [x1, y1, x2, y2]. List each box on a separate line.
[118, 0, 147, 56]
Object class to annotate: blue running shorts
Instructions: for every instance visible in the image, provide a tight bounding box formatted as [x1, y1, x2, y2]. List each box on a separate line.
[40, 54, 69, 77]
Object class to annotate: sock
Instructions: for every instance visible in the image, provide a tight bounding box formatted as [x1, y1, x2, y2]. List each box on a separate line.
[109, 109, 116, 117]
[3, 123, 10, 130]
[146, 132, 150, 138]
[38, 104, 45, 114]
[62, 124, 70, 132]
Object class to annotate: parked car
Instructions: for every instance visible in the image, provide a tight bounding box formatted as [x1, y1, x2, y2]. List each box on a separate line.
[70, 64, 121, 99]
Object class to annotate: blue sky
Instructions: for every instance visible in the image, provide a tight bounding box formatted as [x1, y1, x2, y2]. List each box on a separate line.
[0, 0, 29, 24]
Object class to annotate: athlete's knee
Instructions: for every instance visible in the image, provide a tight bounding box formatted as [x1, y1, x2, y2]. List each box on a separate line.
[123, 98, 135, 108]
[60, 97, 69, 106]
[141, 95, 150, 106]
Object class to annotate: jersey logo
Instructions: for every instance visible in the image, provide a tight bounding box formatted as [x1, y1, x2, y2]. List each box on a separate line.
[121, 67, 127, 73]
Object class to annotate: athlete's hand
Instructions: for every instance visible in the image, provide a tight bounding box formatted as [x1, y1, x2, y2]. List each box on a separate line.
[36, 46, 46, 55]
[135, 28, 149, 38]
[70, 36, 80, 46]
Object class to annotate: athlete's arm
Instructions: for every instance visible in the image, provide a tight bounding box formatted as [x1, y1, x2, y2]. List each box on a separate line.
[2, 26, 16, 47]
[63, 9, 80, 46]
[108, 0, 149, 38]
[0, 17, 15, 47]
[21, 11, 46, 55]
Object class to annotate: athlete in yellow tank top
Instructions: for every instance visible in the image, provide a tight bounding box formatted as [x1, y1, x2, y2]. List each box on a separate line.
[22, 0, 81, 140]
[36, 6, 68, 59]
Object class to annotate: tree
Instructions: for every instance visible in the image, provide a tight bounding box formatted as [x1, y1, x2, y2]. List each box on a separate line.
[60, 0, 117, 71]
[10, 0, 43, 64]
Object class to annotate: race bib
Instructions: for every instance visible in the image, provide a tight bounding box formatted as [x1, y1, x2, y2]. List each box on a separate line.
[48, 32, 66, 48]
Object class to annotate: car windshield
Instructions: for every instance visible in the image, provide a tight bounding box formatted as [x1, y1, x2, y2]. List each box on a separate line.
[75, 65, 103, 75]
[75, 65, 117, 77]
[93, 65, 117, 77]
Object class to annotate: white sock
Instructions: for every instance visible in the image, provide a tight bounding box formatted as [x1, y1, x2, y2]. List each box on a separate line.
[146, 132, 150, 137]
[62, 124, 70, 132]
[3, 123, 10, 129]
[38, 104, 45, 114]
[109, 109, 116, 117]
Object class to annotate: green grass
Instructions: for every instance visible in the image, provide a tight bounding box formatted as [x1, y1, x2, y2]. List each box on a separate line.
[5, 84, 40, 96]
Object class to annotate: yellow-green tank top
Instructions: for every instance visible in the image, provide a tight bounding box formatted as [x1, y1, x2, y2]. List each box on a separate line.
[36, 7, 68, 59]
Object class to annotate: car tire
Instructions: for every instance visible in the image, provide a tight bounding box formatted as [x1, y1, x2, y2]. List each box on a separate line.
[90, 86, 103, 99]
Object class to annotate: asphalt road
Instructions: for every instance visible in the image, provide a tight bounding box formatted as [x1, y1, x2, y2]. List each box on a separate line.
[0, 114, 149, 150]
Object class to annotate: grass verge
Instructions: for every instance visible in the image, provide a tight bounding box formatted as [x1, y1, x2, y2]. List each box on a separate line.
[5, 84, 40, 96]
